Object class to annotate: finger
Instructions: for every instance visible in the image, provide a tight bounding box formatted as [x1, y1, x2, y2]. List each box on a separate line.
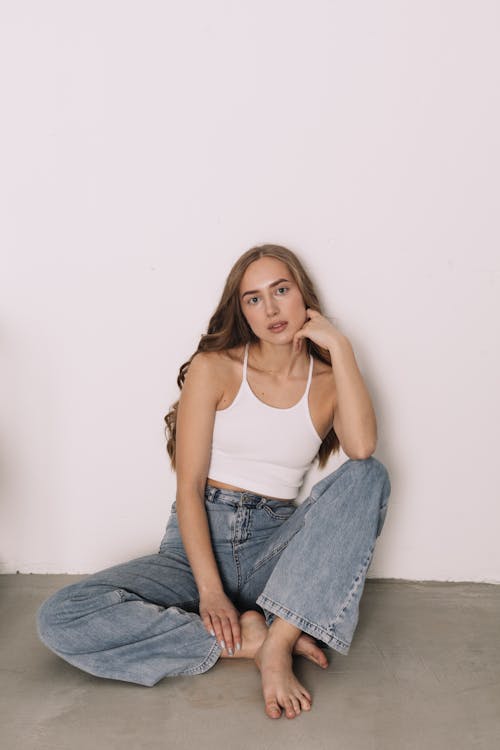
[229, 614, 242, 652]
[221, 617, 234, 653]
[210, 614, 226, 649]
[201, 613, 216, 637]
[306, 307, 319, 317]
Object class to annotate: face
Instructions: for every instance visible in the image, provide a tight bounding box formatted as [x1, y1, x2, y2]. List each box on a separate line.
[238, 257, 307, 343]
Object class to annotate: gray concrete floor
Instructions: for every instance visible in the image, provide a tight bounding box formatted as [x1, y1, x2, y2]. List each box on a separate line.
[1, 576, 499, 750]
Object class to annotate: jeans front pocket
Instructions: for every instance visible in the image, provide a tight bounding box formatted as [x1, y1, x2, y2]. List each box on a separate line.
[262, 503, 297, 522]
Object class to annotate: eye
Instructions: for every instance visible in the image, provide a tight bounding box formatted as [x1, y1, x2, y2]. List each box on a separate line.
[276, 287, 289, 295]
[247, 296, 259, 305]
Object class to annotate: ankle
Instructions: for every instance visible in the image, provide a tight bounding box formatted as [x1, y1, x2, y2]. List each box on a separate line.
[265, 617, 301, 649]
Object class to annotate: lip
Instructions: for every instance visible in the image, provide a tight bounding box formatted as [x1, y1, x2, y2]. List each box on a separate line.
[268, 321, 288, 332]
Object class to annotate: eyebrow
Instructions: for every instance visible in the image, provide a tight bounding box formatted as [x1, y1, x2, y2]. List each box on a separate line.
[241, 278, 291, 299]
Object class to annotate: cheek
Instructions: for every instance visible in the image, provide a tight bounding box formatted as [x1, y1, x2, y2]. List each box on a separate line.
[242, 306, 257, 327]
[288, 292, 306, 314]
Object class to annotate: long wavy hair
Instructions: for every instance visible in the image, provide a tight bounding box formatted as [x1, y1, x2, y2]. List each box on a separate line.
[164, 244, 340, 470]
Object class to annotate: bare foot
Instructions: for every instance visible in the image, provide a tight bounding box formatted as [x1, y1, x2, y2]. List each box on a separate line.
[219, 610, 268, 659]
[254, 630, 313, 720]
[294, 632, 329, 669]
[220, 611, 328, 670]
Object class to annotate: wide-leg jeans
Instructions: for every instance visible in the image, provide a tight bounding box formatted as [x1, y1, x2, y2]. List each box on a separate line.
[37, 457, 391, 687]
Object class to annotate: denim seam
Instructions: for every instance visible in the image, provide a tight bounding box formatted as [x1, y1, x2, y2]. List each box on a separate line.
[256, 594, 350, 655]
[332, 543, 375, 626]
[181, 639, 222, 676]
[233, 543, 242, 589]
[240, 526, 303, 587]
[233, 507, 244, 587]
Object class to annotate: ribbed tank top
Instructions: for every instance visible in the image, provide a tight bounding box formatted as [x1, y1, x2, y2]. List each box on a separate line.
[207, 342, 323, 499]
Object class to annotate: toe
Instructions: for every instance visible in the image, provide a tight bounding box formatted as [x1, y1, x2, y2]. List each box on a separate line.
[313, 648, 328, 667]
[265, 700, 282, 719]
[284, 699, 297, 719]
[301, 687, 312, 704]
[300, 693, 312, 711]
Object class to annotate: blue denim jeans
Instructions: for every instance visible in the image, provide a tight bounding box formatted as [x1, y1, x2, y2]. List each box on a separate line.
[37, 457, 391, 687]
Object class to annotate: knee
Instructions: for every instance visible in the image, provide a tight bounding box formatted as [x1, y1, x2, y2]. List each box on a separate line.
[341, 458, 391, 538]
[311, 456, 391, 505]
[37, 590, 64, 651]
[346, 456, 391, 497]
[36, 581, 90, 653]
[348, 457, 392, 534]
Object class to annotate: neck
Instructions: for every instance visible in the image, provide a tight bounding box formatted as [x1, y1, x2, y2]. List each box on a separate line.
[248, 341, 308, 377]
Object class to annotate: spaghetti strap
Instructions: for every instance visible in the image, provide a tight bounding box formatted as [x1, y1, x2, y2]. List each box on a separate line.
[209, 339, 322, 497]
[305, 353, 314, 395]
[242, 342, 249, 379]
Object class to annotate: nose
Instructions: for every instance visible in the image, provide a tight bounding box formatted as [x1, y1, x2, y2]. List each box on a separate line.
[264, 295, 280, 317]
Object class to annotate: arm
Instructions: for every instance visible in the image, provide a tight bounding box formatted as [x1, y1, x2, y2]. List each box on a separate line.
[174, 351, 241, 652]
[329, 336, 378, 460]
[293, 309, 377, 460]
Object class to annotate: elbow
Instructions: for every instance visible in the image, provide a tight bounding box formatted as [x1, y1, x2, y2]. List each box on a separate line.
[345, 440, 377, 461]
[176, 479, 207, 502]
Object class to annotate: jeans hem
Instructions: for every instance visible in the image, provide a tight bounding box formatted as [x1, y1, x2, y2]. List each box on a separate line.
[181, 639, 222, 676]
[255, 594, 350, 656]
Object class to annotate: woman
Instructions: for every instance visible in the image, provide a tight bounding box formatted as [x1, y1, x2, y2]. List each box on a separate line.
[37, 244, 391, 721]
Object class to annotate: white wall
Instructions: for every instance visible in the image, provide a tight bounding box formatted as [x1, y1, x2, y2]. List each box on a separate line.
[1, 1, 498, 580]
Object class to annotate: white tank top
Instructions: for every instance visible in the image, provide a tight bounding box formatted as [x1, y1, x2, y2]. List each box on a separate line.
[207, 342, 323, 499]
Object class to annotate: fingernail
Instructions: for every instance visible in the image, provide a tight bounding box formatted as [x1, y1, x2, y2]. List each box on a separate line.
[220, 640, 225, 650]
[236, 642, 241, 651]
[228, 648, 234, 656]
[210, 630, 215, 637]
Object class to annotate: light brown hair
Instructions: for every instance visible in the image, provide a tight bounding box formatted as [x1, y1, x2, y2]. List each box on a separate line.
[164, 244, 340, 470]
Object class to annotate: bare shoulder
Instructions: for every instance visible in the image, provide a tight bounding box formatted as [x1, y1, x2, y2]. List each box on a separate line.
[191, 345, 244, 375]
[186, 346, 244, 401]
[181, 350, 220, 405]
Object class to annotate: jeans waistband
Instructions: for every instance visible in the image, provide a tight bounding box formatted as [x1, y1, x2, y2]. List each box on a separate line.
[204, 483, 296, 509]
